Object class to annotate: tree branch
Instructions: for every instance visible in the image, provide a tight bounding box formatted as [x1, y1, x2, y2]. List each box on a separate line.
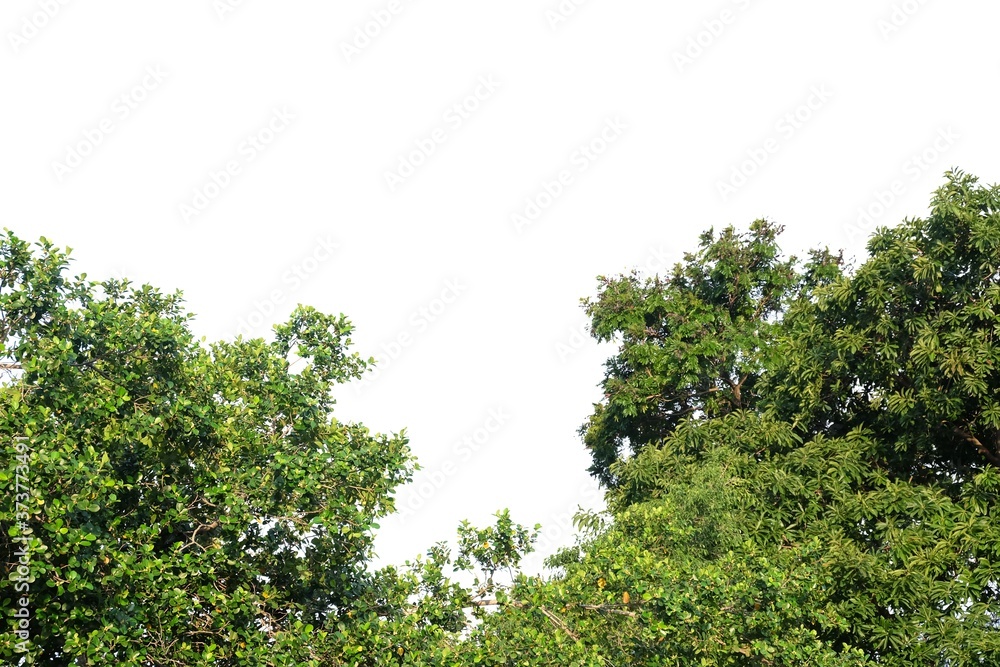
[470, 598, 638, 618]
[954, 426, 1000, 467]
[538, 605, 579, 641]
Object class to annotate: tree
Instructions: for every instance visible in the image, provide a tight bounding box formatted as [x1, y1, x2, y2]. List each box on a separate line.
[544, 171, 1000, 664]
[579, 219, 840, 486]
[765, 170, 1000, 480]
[1, 232, 415, 664]
[465, 425, 872, 665]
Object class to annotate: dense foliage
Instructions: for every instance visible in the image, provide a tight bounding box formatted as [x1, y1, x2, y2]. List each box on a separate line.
[0, 237, 415, 664]
[3, 170, 999, 665]
[579, 218, 841, 485]
[535, 170, 1000, 664]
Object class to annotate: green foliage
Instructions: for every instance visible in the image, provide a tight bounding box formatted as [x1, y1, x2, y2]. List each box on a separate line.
[454, 509, 539, 594]
[550, 171, 1000, 665]
[603, 412, 1000, 664]
[580, 220, 841, 485]
[4, 170, 1000, 665]
[461, 458, 870, 665]
[765, 169, 1000, 481]
[0, 232, 414, 664]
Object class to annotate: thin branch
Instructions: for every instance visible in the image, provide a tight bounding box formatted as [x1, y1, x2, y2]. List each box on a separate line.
[649, 386, 721, 404]
[189, 520, 220, 543]
[471, 598, 638, 618]
[575, 603, 638, 618]
[539, 605, 579, 641]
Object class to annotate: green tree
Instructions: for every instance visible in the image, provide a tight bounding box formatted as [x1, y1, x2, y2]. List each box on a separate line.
[540, 171, 1000, 664]
[765, 169, 1000, 480]
[0, 233, 416, 664]
[579, 220, 840, 485]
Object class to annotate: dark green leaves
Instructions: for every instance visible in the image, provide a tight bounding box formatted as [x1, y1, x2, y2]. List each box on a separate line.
[581, 219, 837, 486]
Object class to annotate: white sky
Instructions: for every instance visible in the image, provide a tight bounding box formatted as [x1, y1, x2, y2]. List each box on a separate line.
[3, 0, 998, 573]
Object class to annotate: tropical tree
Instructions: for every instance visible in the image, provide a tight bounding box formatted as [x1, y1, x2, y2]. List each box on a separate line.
[546, 170, 1000, 665]
[0, 233, 417, 665]
[765, 170, 1000, 480]
[579, 219, 840, 486]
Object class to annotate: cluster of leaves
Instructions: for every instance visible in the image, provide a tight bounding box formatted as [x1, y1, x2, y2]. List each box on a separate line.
[579, 219, 840, 485]
[604, 413, 1000, 664]
[765, 171, 1000, 478]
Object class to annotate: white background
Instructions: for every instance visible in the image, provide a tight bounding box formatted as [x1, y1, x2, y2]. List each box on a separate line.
[3, 0, 998, 572]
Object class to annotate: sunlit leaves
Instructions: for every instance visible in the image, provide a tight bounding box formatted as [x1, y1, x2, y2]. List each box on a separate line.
[581, 220, 840, 486]
[0, 231, 412, 665]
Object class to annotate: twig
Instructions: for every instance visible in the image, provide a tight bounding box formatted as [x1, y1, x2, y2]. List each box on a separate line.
[539, 605, 579, 641]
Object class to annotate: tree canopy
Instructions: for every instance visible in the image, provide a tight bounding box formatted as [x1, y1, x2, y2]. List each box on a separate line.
[3, 170, 999, 665]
